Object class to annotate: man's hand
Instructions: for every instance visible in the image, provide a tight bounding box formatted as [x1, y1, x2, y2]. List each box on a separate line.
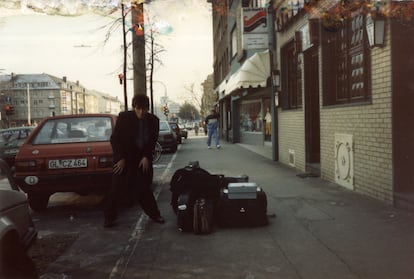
[139, 157, 150, 173]
[113, 158, 126, 175]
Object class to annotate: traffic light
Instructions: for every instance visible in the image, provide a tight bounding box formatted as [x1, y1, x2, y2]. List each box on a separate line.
[163, 105, 169, 116]
[5, 105, 14, 116]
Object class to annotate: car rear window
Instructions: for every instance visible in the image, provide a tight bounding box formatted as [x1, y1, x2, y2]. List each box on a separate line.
[160, 121, 170, 131]
[32, 116, 113, 145]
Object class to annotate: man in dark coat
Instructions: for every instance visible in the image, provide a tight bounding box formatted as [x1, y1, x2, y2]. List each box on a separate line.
[103, 94, 165, 227]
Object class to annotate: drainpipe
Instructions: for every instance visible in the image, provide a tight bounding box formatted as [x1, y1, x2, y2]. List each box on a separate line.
[268, 1, 279, 161]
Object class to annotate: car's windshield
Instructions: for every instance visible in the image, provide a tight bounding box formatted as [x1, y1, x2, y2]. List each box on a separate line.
[32, 117, 113, 145]
[0, 128, 32, 144]
[160, 122, 170, 131]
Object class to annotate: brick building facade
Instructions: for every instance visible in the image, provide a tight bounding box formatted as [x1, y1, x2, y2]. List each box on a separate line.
[209, 0, 414, 208]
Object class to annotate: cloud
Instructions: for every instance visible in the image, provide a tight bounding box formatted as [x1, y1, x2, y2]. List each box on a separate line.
[0, 0, 120, 16]
[0, 0, 213, 104]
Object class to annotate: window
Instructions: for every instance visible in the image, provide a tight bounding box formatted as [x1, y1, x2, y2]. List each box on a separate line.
[33, 117, 112, 144]
[281, 40, 302, 109]
[231, 26, 238, 58]
[246, 0, 267, 7]
[322, 11, 371, 105]
[239, 100, 262, 133]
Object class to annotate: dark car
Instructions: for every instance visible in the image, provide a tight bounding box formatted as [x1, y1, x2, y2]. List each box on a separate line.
[178, 123, 188, 139]
[158, 120, 178, 153]
[13, 114, 117, 211]
[0, 126, 35, 168]
[0, 159, 38, 277]
[169, 121, 182, 144]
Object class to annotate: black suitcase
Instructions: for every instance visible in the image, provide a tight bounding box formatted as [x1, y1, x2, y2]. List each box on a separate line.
[193, 198, 214, 234]
[176, 191, 193, 232]
[217, 188, 268, 227]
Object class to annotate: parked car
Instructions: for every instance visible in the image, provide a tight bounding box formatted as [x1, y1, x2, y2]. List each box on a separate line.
[169, 121, 182, 144]
[184, 121, 194, 130]
[178, 123, 188, 139]
[0, 126, 35, 169]
[158, 120, 178, 153]
[0, 159, 38, 278]
[13, 114, 117, 211]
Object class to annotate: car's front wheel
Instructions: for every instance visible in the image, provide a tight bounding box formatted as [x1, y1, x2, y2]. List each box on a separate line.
[0, 231, 38, 278]
[28, 193, 50, 211]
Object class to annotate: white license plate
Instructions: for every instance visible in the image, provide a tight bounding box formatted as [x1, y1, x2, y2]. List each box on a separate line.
[48, 158, 88, 169]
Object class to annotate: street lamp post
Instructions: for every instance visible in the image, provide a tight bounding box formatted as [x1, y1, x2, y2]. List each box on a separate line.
[27, 83, 31, 125]
[268, 1, 279, 161]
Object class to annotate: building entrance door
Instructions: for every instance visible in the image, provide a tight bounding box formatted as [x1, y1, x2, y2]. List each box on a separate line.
[304, 46, 320, 173]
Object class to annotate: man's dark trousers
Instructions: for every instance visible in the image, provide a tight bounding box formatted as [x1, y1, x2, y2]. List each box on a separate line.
[104, 165, 160, 222]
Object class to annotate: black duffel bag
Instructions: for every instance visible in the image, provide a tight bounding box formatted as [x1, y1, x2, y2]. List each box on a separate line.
[170, 161, 221, 214]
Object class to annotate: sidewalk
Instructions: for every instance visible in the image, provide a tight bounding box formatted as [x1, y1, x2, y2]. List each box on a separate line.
[121, 136, 414, 279]
[43, 135, 414, 279]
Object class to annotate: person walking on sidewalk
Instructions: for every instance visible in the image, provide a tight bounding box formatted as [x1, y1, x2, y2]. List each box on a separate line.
[205, 107, 220, 149]
[103, 94, 165, 228]
[194, 122, 199, 136]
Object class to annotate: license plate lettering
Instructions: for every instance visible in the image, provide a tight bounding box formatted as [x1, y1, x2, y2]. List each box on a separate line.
[48, 158, 87, 169]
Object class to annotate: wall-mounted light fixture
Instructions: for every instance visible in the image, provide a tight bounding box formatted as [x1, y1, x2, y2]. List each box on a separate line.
[272, 69, 281, 87]
[366, 13, 386, 47]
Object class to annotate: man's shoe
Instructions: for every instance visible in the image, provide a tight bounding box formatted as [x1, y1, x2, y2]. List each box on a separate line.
[207, 146, 211, 149]
[103, 219, 116, 228]
[152, 216, 165, 224]
[216, 145, 221, 149]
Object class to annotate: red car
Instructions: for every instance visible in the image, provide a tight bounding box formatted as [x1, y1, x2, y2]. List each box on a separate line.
[13, 114, 117, 211]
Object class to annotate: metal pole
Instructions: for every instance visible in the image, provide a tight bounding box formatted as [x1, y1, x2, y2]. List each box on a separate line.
[150, 33, 155, 114]
[268, 1, 279, 161]
[122, 3, 128, 111]
[27, 83, 31, 125]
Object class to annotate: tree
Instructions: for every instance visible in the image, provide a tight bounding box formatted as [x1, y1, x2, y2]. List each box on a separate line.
[181, 83, 202, 107]
[200, 74, 217, 119]
[178, 102, 200, 121]
[146, 14, 166, 114]
[101, 2, 167, 111]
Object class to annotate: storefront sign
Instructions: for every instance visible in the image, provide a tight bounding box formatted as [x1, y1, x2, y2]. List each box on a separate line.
[242, 8, 268, 49]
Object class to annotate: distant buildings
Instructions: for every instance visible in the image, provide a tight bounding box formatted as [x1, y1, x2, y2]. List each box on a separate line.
[0, 73, 122, 127]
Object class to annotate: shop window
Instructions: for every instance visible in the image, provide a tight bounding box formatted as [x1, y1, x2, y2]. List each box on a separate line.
[322, 12, 371, 106]
[263, 98, 271, 141]
[281, 40, 302, 109]
[239, 100, 262, 133]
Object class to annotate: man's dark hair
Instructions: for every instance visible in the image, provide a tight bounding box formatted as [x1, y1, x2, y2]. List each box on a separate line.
[132, 94, 149, 109]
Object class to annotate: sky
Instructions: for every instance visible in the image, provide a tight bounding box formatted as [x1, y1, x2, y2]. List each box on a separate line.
[0, 0, 213, 105]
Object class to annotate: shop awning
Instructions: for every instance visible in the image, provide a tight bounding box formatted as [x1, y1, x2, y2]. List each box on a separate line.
[218, 50, 270, 98]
